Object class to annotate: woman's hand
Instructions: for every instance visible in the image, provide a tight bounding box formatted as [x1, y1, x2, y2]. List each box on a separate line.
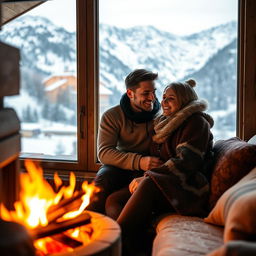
[139, 156, 164, 171]
[129, 176, 145, 194]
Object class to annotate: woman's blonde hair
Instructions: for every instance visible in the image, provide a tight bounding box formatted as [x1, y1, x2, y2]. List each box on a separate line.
[164, 79, 198, 108]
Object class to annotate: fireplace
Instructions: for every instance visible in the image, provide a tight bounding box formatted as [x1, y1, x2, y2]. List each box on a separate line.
[0, 159, 121, 256]
[0, 39, 121, 256]
[31, 210, 121, 256]
[0, 160, 121, 255]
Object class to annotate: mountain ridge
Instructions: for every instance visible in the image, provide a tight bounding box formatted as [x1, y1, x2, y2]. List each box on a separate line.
[0, 15, 237, 92]
[0, 15, 238, 139]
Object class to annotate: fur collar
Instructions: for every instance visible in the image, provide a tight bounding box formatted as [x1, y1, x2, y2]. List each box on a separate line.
[153, 100, 213, 144]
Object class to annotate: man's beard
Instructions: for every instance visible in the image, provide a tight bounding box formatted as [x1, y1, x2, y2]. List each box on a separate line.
[134, 101, 153, 112]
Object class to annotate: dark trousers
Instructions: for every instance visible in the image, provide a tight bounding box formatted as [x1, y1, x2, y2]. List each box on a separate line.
[105, 177, 173, 256]
[86, 165, 143, 213]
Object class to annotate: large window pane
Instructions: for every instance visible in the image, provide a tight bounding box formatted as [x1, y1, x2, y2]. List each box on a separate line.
[0, 0, 77, 160]
[99, 0, 238, 141]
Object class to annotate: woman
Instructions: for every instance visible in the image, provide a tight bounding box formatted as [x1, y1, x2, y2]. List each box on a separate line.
[106, 79, 214, 254]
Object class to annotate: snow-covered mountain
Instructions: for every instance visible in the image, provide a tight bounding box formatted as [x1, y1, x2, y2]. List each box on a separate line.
[0, 15, 239, 148]
[99, 21, 237, 91]
[0, 16, 238, 136]
[183, 39, 237, 138]
[0, 15, 76, 75]
[184, 39, 237, 111]
[0, 15, 237, 92]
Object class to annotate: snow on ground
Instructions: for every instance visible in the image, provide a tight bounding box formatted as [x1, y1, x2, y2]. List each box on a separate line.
[20, 121, 77, 159]
[21, 134, 77, 159]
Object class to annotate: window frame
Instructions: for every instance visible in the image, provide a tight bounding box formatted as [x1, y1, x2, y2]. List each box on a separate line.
[238, 0, 256, 141]
[19, 0, 100, 176]
[20, 0, 256, 175]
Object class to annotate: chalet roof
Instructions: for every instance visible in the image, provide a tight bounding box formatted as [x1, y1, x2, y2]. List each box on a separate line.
[45, 79, 67, 92]
[1, 1, 45, 26]
[42, 72, 76, 84]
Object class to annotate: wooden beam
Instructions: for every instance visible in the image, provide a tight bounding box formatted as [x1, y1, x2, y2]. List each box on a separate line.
[1, 2, 43, 25]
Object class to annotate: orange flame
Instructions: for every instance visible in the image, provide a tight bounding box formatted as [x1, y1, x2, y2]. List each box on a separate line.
[0, 160, 100, 230]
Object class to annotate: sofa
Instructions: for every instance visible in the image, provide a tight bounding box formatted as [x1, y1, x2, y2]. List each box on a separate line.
[152, 135, 256, 256]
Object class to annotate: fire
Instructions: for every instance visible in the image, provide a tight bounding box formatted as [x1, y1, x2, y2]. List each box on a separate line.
[34, 237, 73, 255]
[0, 160, 100, 254]
[62, 181, 97, 220]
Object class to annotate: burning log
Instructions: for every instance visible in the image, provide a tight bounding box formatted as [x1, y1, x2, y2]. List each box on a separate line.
[31, 211, 91, 240]
[0, 160, 102, 255]
[51, 233, 83, 248]
[46, 191, 84, 223]
[49, 190, 84, 212]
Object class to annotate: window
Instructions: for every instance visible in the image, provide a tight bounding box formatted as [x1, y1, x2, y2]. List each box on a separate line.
[1, 0, 256, 174]
[0, 0, 90, 172]
[99, 0, 238, 141]
[1, 0, 78, 161]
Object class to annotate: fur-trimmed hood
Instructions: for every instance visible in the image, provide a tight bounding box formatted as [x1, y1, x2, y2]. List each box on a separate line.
[153, 100, 214, 144]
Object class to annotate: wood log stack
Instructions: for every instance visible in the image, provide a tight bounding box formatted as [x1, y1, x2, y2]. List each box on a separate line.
[0, 40, 21, 210]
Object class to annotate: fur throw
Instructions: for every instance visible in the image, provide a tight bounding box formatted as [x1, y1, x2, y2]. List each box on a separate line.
[153, 100, 214, 144]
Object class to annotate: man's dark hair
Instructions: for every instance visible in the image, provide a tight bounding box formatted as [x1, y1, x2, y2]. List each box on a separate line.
[125, 69, 158, 89]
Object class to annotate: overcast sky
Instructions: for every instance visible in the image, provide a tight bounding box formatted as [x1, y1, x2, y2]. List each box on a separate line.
[30, 0, 238, 35]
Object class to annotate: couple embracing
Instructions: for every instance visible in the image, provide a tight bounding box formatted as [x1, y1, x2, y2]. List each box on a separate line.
[86, 69, 214, 255]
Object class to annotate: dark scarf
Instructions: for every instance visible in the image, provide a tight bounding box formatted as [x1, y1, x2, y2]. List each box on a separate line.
[120, 93, 160, 123]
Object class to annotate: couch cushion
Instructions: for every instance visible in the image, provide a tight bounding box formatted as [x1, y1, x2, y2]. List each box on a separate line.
[205, 167, 256, 242]
[152, 214, 223, 256]
[209, 137, 256, 209]
[248, 135, 256, 144]
[206, 241, 256, 256]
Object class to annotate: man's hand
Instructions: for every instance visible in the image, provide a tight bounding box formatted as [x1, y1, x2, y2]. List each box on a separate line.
[129, 177, 145, 194]
[139, 156, 163, 171]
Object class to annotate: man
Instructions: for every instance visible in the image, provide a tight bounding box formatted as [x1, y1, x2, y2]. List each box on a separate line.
[87, 69, 163, 213]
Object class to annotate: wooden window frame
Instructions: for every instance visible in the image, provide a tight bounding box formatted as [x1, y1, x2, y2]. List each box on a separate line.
[19, 0, 256, 176]
[20, 0, 101, 178]
[238, 0, 256, 140]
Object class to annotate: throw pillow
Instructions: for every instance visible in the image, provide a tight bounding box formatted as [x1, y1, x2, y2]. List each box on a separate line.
[209, 137, 256, 209]
[204, 167, 256, 242]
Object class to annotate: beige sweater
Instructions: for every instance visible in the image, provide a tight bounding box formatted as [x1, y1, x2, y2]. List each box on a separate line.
[97, 105, 154, 170]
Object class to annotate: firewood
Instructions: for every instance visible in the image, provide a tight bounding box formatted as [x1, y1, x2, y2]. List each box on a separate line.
[0, 41, 20, 97]
[51, 233, 83, 248]
[47, 190, 84, 214]
[47, 193, 84, 223]
[31, 211, 91, 240]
